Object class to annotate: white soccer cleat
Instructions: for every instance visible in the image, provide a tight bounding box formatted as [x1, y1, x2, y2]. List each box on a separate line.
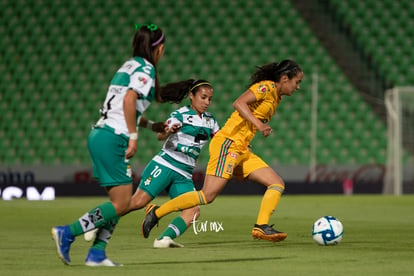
[85, 258, 123, 267]
[84, 228, 99, 242]
[85, 248, 123, 267]
[153, 236, 184, 248]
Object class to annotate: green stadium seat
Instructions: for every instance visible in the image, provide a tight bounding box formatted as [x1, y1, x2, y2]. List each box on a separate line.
[0, 0, 393, 167]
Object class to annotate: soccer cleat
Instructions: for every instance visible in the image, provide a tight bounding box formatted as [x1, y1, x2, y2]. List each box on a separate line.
[252, 224, 287, 242]
[84, 228, 99, 242]
[141, 204, 159, 238]
[153, 236, 184, 248]
[51, 226, 74, 265]
[85, 248, 123, 267]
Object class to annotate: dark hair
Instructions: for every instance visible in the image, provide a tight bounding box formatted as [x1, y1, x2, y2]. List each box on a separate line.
[159, 79, 212, 104]
[132, 25, 165, 62]
[249, 59, 302, 86]
[132, 24, 165, 102]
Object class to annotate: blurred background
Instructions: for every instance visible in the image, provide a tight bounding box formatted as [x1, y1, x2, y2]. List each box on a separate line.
[1, 0, 413, 196]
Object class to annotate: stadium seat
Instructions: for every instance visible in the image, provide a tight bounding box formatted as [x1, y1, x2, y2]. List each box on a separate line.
[0, 0, 394, 167]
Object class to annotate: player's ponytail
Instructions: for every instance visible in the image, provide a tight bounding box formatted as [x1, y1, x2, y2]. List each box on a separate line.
[249, 60, 302, 85]
[132, 24, 165, 103]
[273, 60, 302, 81]
[159, 79, 212, 104]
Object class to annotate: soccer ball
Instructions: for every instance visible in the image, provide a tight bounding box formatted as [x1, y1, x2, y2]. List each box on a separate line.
[312, 216, 343, 245]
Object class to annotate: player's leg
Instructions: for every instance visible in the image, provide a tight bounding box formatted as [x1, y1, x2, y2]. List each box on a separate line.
[142, 136, 237, 237]
[142, 174, 228, 238]
[84, 216, 122, 267]
[154, 174, 227, 215]
[244, 154, 287, 242]
[86, 184, 144, 241]
[135, 160, 178, 238]
[249, 167, 285, 225]
[82, 185, 131, 266]
[153, 206, 200, 248]
[51, 128, 131, 265]
[128, 188, 153, 212]
[52, 185, 131, 265]
[128, 159, 174, 214]
[152, 136, 236, 219]
[71, 185, 131, 236]
[154, 174, 200, 248]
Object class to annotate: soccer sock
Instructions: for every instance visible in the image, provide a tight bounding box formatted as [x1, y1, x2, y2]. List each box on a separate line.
[69, 201, 118, 236]
[157, 216, 188, 240]
[155, 191, 207, 219]
[91, 216, 120, 251]
[256, 184, 284, 225]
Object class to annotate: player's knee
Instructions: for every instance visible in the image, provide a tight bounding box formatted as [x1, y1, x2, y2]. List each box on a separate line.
[112, 200, 131, 216]
[129, 190, 152, 211]
[129, 197, 143, 210]
[130, 197, 148, 210]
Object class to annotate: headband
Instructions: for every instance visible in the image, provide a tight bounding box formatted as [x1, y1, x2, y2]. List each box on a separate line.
[134, 23, 164, 47]
[151, 33, 164, 47]
[190, 82, 212, 92]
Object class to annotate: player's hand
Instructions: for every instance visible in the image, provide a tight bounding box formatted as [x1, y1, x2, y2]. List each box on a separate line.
[168, 123, 182, 134]
[125, 138, 138, 159]
[157, 123, 181, 140]
[258, 124, 273, 137]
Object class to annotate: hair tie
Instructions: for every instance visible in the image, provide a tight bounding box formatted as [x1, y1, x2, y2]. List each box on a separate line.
[134, 23, 158, 31]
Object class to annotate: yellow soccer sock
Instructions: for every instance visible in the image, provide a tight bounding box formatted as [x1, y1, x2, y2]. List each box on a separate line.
[256, 184, 284, 225]
[155, 191, 207, 219]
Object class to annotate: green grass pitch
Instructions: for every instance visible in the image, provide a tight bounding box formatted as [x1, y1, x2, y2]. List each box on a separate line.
[1, 195, 413, 276]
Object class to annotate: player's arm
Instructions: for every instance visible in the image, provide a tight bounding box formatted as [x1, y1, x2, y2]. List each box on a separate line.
[138, 116, 167, 133]
[233, 90, 272, 137]
[129, 70, 166, 133]
[124, 89, 138, 158]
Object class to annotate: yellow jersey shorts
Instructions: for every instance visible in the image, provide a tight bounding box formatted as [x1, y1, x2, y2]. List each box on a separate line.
[206, 136, 269, 180]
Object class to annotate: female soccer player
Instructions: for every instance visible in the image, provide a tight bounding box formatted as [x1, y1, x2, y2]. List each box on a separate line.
[142, 60, 303, 242]
[51, 24, 188, 266]
[128, 79, 219, 248]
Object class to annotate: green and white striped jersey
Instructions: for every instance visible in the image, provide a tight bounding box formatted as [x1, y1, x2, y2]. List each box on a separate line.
[153, 105, 220, 178]
[97, 56, 156, 136]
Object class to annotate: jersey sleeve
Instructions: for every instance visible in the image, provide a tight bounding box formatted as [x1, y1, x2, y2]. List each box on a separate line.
[249, 81, 273, 101]
[129, 71, 153, 98]
[206, 113, 220, 137]
[212, 120, 220, 137]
